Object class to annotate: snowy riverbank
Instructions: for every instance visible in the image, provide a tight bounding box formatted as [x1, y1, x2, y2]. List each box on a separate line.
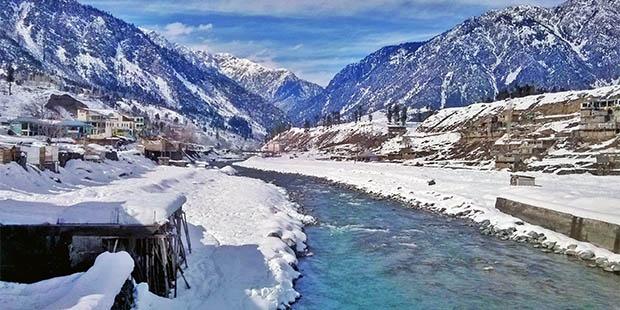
[0, 155, 313, 309]
[238, 156, 620, 273]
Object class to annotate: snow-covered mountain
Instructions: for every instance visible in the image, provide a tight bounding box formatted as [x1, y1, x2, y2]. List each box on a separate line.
[0, 0, 286, 142]
[145, 31, 322, 123]
[210, 53, 323, 114]
[308, 0, 620, 121]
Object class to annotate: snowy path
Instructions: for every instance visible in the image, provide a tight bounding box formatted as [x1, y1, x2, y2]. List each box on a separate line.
[0, 157, 311, 310]
[238, 156, 620, 269]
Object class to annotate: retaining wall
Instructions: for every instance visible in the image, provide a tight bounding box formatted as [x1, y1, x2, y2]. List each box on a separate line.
[495, 197, 620, 254]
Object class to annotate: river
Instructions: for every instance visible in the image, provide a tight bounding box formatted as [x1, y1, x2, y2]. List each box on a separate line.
[235, 166, 620, 309]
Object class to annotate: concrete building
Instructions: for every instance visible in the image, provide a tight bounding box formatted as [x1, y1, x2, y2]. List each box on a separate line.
[9, 117, 92, 139]
[263, 140, 282, 154]
[387, 125, 407, 138]
[77, 108, 144, 139]
[578, 99, 620, 141]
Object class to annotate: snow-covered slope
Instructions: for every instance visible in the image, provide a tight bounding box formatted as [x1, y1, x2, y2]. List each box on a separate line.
[143, 31, 323, 122]
[211, 53, 323, 116]
[270, 85, 620, 172]
[0, 0, 286, 142]
[309, 0, 620, 120]
[270, 112, 388, 153]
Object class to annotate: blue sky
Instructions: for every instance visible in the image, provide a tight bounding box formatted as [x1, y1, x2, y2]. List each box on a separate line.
[79, 0, 563, 86]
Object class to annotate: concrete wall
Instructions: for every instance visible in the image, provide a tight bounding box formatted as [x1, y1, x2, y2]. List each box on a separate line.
[496, 197, 620, 254]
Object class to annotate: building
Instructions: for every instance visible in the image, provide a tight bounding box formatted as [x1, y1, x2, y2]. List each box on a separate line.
[0, 206, 191, 298]
[9, 117, 92, 139]
[140, 137, 184, 163]
[596, 153, 620, 173]
[77, 108, 144, 139]
[495, 154, 526, 171]
[387, 125, 407, 138]
[0, 145, 19, 164]
[263, 140, 282, 154]
[578, 99, 620, 141]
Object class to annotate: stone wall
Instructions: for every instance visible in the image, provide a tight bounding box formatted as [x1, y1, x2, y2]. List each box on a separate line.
[495, 197, 620, 254]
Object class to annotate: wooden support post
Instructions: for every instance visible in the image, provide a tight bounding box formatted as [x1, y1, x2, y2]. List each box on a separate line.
[158, 237, 170, 297]
[177, 265, 191, 289]
[182, 212, 191, 253]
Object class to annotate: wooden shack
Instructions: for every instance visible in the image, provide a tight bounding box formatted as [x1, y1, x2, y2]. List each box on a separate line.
[0, 145, 19, 164]
[142, 138, 184, 162]
[0, 208, 192, 298]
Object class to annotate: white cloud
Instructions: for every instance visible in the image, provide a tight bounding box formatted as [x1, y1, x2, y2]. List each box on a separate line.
[161, 22, 213, 39]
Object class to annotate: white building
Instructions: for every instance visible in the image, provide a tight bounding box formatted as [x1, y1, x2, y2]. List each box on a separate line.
[77, 108, 144, 139]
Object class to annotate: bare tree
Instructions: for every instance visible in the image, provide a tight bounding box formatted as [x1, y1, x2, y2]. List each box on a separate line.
[40, 123, 64, 139]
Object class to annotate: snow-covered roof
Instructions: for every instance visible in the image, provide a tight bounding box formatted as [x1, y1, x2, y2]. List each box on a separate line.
[0, 192, 186, 226]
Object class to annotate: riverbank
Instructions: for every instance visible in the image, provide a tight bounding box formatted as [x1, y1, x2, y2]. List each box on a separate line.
[237, 157, 620, 274]
[0, 156, 313, 309]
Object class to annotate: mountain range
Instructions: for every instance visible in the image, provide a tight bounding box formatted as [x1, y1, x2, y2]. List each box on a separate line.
[1, 0, 620, 141]
[301, 0, 620, 123]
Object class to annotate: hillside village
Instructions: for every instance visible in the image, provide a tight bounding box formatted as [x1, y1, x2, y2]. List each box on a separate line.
[265, 85, 620, 175]
[0, 69, 251, 175]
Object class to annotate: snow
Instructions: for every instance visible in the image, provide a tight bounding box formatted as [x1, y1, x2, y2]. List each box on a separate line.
[153, 76, 175, 106]
[271, 111, 388, 153]
[239, 156, 620, 266]
[219, 165, 238, 175]
[76, 53, 108, 78]
[420, 84, 620, 133]
[0, 154, 311, 309]
[505, 66, 522, 85]
[0, 80, 109, 120]
[0, 154, 185, 225]
[130, 166, 312, 309]
[15, 2, 41, 59]
[56, 46, 68, 63]
[0, 251, 134, 310]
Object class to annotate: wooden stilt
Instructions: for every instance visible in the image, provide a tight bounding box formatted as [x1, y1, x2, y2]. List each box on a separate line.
[158, 237, 170, 297]
[177, 265, 191, 289]
[182, 212, 191, 253]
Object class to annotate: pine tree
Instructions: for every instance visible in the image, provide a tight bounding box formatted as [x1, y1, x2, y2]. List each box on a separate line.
[393, 104, 400, 124]
[401, 106, 408, 126]
[387, 106, 393, 123]
[6, 65, 15, 96]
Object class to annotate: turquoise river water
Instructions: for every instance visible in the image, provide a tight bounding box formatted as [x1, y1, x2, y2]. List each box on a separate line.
[236, 167, 620, 309]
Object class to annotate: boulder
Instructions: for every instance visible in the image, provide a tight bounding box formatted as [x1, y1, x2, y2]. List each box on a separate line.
[578, 250, 595, 260]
